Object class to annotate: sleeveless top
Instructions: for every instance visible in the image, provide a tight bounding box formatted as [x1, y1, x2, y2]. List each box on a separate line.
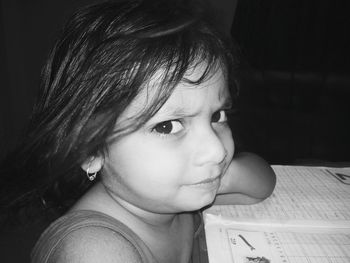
[31, 210, 206, 263]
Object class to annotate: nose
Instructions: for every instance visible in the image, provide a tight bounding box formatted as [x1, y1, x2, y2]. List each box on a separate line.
[193, 126, 231, 166]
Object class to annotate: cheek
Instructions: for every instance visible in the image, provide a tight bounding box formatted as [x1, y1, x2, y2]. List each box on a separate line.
[221, 126, 235, 158]
[105, 138, 188, 185]
[138, 147, 188, 184]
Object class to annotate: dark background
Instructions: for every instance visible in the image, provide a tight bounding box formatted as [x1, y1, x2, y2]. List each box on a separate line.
[0, 0, 349, 261]
[230, 0, 350, 164]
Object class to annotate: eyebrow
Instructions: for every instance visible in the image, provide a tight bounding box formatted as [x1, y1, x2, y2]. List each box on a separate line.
[156, 95, 233, 119]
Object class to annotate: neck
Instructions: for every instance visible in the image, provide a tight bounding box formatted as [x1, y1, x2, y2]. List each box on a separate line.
[113, 195, 179, 229]
[99, 183, 179, 229]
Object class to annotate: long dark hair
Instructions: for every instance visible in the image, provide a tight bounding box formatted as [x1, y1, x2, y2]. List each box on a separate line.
[0, 0, 238, 225]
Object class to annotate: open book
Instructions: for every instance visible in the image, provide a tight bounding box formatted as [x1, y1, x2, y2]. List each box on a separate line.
[203, 165, 350, 263]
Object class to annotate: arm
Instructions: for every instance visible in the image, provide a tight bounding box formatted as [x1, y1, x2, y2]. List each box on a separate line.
[50, 227, 143, 263]
[215, 152, 276, 205]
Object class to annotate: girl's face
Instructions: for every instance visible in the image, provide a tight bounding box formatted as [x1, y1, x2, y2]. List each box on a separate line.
[101, 63, 234, 214]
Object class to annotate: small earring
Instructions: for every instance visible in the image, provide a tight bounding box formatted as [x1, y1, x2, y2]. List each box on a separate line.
[86, 163, 98, 181]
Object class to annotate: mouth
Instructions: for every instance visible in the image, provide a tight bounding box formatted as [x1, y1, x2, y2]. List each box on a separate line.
[189, 176, 221, 189]
[196, 176, 220, 184]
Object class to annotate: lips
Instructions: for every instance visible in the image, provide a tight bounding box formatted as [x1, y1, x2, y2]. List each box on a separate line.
[194, 176, 220, 185]
[187, 175, 221, 190]
[188, 164, 226, 187]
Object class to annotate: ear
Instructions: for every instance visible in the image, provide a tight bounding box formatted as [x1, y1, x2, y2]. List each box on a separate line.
[81, 156, 104, 174]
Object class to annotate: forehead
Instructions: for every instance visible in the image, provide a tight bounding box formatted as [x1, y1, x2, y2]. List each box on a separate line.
[160, 65, 229, 113]
[181, 62, 228, 99]
[120, 62, 229, 119]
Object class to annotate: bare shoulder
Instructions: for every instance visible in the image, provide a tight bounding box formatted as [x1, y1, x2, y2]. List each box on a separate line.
[50, 225, 144, 263]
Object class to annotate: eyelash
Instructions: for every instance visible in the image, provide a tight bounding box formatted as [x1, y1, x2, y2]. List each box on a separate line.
[151, 120, 184, 137]
[211, 110, 228, 123]
[151, 109, 234, 138]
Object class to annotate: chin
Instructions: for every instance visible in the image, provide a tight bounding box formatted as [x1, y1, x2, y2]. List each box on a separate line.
[185, 193, 217, 211]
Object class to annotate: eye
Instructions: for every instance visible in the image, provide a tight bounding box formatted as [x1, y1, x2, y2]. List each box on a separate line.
[211, 110, 227, 123]
[152, 120, 184, 135]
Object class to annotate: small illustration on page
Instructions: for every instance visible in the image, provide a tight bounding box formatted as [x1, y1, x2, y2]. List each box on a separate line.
[325, 169, 350, 185]
[245, 256, 270, 263]
[227, 229, 273, 263]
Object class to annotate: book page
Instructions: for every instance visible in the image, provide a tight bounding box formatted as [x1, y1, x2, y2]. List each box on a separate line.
[226, 229, 350, 263]
[206, 165, 350, 226]
[205, 216, 350, 263]
[204, 165, 350, 263]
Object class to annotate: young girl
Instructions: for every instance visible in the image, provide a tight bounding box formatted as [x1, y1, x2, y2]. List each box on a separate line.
[0, 1, 276, 262]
